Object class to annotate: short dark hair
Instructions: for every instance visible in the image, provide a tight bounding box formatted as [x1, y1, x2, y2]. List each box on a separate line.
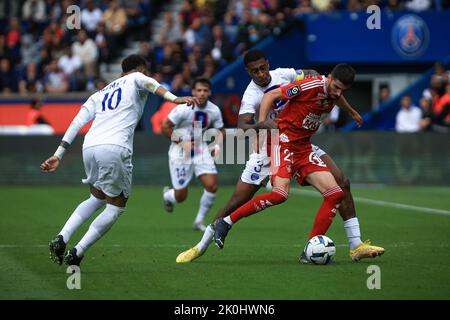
[243, 50, 267, 66]
[192, 77, 211, 89]
[331, 63, 355, 87]
[121, 54, 148, 73]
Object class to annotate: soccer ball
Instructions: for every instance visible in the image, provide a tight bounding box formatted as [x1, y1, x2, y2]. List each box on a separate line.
[302, 235, 336, 265]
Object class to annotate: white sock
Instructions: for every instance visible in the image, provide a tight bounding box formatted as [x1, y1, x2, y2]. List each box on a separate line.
[224, 216, 233, 225]
[75, 204, 125, 256]
[194, 190, 216, 224]
[164, 188, 176, 204]
[196, 224, 215, 252]
[59, 195, 106, 243]
[343, 217, 363, 249]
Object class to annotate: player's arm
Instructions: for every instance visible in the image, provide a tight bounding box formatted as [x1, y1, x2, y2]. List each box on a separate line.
[40, 103, 95, 173]
[136, 73, 200, 106]
[299, 69, 320, 79]
[335, 95, 363, 128]
[209, 127, 225, 160]
[258, 87, 284, 123]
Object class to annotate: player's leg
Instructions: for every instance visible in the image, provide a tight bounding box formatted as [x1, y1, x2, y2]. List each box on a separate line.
[318, 150, 384, 260]
[214, 173, 290, 249]
[163, 159, 193, 212]
[64, 145, 131, 266]
[176, 153, 267, 263]
[49, 148, 107, 265]
[176, 179, 263, 263]
[303, 170, 344, 239]
[213, 146, 293, 249]
[194, 173, 218, 231]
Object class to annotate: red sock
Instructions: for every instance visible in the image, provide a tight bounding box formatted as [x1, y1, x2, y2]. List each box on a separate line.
[230, 188, 288, 223]
[308, 186, 344, 239]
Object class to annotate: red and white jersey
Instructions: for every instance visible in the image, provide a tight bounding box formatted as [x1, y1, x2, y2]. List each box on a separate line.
[275, 76, 335, 149]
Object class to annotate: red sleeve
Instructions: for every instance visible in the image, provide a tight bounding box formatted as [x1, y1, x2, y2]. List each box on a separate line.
[280, 76, 323, 100]
[281, 81, 302, 100]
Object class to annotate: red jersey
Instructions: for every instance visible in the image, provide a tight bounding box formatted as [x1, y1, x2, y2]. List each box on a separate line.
[275, 76, 335, 149]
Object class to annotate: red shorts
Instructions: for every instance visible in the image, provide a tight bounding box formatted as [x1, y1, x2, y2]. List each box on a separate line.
[270, 144, 330, 185]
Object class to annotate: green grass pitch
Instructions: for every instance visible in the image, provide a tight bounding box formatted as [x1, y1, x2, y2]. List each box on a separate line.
[1, 185, 449, 300]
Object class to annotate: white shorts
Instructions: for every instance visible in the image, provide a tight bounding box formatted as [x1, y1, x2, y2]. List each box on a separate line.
[239, 145, 327, 186]
[169, 147, 217, 190]
[312, 144, 326, 158]
[82, 145, 133, 198]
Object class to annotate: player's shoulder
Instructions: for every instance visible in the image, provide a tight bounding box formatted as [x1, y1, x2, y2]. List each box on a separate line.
[206, 100, 221, 112]
[271, 67, 296, 76]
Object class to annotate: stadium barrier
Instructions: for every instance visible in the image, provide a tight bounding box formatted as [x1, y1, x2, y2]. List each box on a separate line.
[0, 132, 448, 186]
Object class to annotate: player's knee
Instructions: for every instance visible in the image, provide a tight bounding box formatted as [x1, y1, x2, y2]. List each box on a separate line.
[324, 187, 344, 205]
[272, 188, 289, 204]
[336, 175, 350, 192]
[205, 184, 218, 193]
[175, 189, 188, 202]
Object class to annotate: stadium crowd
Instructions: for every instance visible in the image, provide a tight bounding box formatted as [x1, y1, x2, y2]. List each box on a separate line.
[2, 0, 449, 96]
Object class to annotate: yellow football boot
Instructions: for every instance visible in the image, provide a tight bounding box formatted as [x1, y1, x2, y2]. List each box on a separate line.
[176, 246, 203, 263]
[350, 240, 385, 261]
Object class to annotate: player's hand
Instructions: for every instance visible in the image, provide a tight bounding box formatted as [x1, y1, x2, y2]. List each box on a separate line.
[257, 119, 278, 130]
[209, 144, 221, 161]
[179, 140, 193, 159]
[40, 155, 60, 173]
[304, 70, 320, 79]
[352, 112, 363, 128]
[174, 96, 200, 107]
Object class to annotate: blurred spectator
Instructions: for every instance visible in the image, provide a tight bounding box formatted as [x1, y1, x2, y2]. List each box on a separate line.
[124, 0, 150, 41]
[209, 24, 233, 66]
[95, 78, 107, 91]
[22, 0, 46, 23]
[395, 95, 422, 133]
[43, 59, 69, 93]
[101, 0, 127, 59]
[18, 62, 43, 94]
[6, 17, 21, 48]
[0, 58, 17, 93]
[404, 0, 431, 11]
[58, 46, 83, 91]
[81, 0, 104, 38]
[72, 29, 98, 88]
[157, 12, 184, 44]
[95, 22, 111, 66]
[26, 98, 49, 126]
[102, 0, 127, 35]
[431, 62, 449, 86]
[294, 0, 314, 15]
[25, 97, 54, 134]
[20, 34, 40, 65]
[179, 0, 201, 28]
[378, 84, 391, 106]
[420, 81, 450, 132]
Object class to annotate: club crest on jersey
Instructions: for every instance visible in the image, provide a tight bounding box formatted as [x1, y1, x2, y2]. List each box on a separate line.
[286, 85, 300, 97]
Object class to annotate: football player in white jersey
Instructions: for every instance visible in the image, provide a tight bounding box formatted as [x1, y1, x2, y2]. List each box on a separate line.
[41, 55, 199, 266]
[161, 78, 225, 231]
[176, 50, 384, 263]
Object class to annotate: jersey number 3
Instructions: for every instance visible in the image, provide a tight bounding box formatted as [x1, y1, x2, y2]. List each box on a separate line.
[102, 88, 122, 111]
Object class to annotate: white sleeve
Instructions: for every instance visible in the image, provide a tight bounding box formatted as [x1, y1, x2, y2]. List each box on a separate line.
[213, 109, 224, 129]
[62, 99, 95, 144]
[134, 72, 161, 94]
[167, 105, 186, 126]
[238, 88, 258, 115]
[278, 68, 299, 83]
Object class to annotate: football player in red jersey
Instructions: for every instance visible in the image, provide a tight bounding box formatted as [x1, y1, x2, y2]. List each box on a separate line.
[213, 64, 384, 261]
